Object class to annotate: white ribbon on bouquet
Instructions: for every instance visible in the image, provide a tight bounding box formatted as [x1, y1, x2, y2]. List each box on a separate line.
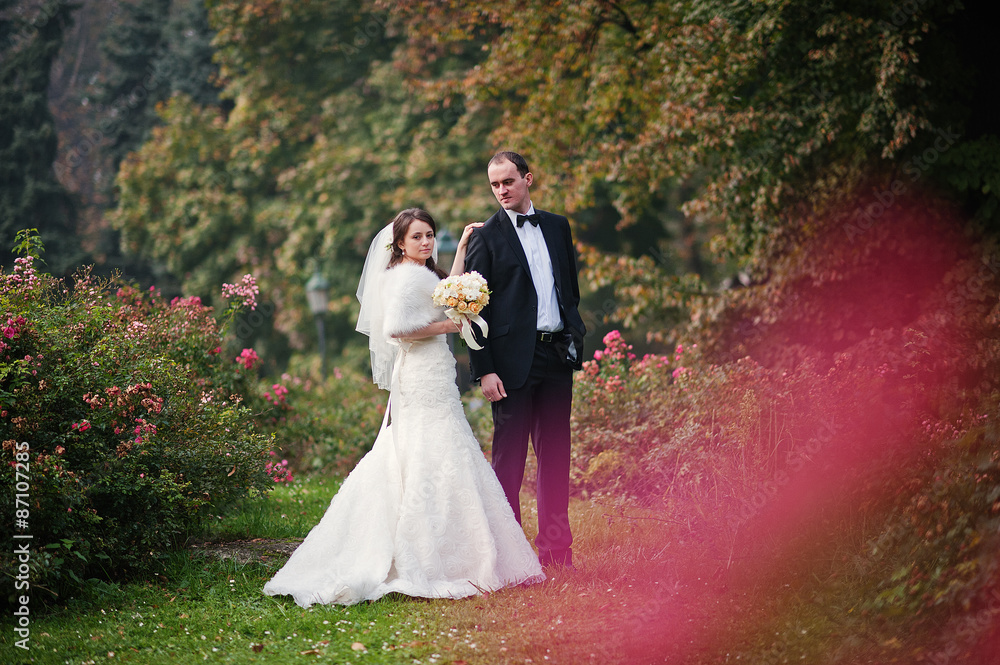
[444, 308, 489, 350]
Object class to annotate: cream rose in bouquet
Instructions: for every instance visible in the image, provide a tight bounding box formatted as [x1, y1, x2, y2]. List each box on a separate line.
[433, 271, 490, 349]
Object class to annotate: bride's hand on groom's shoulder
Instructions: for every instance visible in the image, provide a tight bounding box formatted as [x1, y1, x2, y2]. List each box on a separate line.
[449, 223, 486, 276]
[458, 222, 484, 249]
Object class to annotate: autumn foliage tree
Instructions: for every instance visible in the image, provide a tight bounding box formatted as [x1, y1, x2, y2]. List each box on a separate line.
[111, 0, 498, 362]
[386, 0, 998, 339]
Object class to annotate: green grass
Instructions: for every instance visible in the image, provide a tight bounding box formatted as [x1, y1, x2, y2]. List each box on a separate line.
[1, 476, 954, 665]
[198, 476, 344, 542]
[1, 478, 465, 664]
[2, 555, 461, 664]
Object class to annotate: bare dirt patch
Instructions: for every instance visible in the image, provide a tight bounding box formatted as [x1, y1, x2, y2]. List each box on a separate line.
[188, 538, 302, 565]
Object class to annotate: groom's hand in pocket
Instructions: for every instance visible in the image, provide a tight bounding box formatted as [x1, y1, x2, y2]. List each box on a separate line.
[481, 373, 507, 403]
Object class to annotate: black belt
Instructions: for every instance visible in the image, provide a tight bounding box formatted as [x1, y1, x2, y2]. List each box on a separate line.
[536, 331, 556, 342]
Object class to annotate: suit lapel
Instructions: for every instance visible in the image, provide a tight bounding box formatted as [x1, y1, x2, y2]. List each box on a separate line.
[538, 211, 567, 302]
[538, 212, 564, 277]
[494, 209, 531, 277]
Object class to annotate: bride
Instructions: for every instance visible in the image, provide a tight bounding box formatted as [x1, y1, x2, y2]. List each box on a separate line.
[263, 208, 545, 607]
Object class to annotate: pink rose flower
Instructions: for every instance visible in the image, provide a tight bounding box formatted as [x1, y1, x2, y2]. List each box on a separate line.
[236, 348, 259, 370]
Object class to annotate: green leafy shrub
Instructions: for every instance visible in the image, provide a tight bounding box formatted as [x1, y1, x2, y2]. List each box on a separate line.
[864, 404, 1000, 619]
[1, 240, 273, 605]
[571, 207, 1000, 652]
[571, 330, 845, 516]
[257, 366, 388, 478]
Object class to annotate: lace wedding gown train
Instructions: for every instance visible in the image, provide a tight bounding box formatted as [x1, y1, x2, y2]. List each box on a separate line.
[263, 264, 544, 607]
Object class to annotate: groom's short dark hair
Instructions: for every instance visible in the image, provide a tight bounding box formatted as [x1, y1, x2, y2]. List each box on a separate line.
[489, 151, 530, 178]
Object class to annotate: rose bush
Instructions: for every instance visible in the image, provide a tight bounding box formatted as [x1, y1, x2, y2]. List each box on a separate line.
[1, 234, 273, 605]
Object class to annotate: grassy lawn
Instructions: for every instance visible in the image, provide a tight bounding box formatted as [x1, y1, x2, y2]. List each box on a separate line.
[2, 478, 488, 664]
[2, 476, 943, 664]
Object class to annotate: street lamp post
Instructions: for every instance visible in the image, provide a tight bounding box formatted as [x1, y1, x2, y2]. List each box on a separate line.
[305, 269, 330, 380]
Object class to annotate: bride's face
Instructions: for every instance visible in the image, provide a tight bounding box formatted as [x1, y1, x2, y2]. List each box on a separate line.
[399, 220, 435, 265]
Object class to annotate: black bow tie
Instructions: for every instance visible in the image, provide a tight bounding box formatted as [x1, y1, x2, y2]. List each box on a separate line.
[516, 213, 541, 227]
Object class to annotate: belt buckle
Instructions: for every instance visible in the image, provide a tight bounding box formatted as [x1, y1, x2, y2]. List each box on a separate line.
[538, 331, 554, 342]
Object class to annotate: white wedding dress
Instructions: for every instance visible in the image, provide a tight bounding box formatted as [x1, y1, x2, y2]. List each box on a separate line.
[263, 263, 544, 607]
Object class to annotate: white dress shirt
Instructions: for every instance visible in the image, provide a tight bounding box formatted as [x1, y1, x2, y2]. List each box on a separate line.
[504, 204, 562, 332]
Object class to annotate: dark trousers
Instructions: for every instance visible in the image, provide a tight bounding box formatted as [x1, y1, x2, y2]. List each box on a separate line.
[490, 339, 574, 564]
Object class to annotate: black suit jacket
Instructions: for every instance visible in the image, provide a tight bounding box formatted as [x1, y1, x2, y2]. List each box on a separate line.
[465, 208, 586, 390]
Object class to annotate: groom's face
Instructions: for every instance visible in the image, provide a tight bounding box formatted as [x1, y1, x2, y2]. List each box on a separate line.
[488, 159, 533, 214]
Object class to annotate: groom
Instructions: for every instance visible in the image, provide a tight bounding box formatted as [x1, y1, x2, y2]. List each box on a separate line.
[465, 151, 586, 569]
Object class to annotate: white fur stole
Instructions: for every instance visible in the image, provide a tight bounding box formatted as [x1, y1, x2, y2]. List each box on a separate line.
[381, 263, 445, 339]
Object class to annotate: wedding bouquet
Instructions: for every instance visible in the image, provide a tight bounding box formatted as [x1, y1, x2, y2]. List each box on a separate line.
[433, 271, 490, 349]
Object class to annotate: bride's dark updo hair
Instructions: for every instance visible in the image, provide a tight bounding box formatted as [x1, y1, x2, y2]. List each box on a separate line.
[387, 208, 448, 278]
